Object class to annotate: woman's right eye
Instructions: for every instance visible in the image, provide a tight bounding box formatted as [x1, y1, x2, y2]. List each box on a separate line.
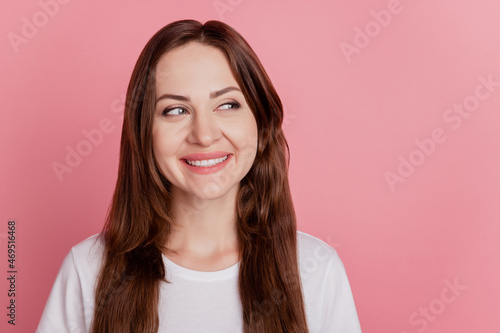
[162, 107, 187, 116]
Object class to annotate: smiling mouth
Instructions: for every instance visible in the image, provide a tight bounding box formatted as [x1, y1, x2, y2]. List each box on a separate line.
[184, 155, 229, 167]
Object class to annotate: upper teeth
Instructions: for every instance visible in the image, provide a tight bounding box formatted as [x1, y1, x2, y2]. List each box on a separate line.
[186, 155, 228, 167]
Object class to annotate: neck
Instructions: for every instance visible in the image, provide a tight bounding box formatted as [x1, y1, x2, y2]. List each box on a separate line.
[166, 185, 240, 260]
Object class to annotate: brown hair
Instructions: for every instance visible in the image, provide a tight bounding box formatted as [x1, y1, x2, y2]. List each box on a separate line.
[91, 19, 309, 333]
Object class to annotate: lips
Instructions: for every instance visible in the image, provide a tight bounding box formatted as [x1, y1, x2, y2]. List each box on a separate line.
[180, 151, 230, 161]
[180, 151, 232, 174]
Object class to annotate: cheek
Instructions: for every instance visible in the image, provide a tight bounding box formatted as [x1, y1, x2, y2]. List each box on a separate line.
[152, 125, 178, 164]
[234, 117, 258, 159]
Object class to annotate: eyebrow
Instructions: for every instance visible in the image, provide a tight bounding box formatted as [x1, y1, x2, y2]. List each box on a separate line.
[155, 86, 241, 104]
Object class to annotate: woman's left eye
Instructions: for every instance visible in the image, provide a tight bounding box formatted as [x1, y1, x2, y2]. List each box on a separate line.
[218, 102, 240, 110]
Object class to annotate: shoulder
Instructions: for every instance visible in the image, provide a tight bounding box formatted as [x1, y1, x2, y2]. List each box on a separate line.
[71, 233, 104, 253]
[36, 234, 105, 332]
[296, 230, 346, 288]
[66, 233, 105, 281]
[297, 231, 335, 256]
[296, 231, 362, 332]
[297, 231, 339, 270]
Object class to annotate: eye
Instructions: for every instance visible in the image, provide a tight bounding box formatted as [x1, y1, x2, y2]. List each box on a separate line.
[218, 102, 240, 110]
[162, 106, 188, 116]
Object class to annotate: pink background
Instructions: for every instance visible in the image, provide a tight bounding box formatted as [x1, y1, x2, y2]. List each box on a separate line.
[1, 0, 499, 332]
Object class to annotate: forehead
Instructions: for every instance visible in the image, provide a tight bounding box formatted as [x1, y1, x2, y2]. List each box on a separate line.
[155, 42, 238, 93]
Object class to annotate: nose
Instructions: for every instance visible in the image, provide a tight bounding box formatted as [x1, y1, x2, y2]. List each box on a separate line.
[187, 110, 222, 146]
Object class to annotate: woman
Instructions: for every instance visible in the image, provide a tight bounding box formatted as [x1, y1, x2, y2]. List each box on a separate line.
[36, 19, 361, 333]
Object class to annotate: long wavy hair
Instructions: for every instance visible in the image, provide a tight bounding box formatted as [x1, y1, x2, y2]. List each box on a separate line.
[91, 19, 309, 333]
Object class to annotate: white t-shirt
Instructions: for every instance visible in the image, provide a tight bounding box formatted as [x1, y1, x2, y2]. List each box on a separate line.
[36, 231, 362, 332]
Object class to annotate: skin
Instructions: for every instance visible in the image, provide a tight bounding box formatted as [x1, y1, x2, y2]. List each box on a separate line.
[152, 42, 258, 271]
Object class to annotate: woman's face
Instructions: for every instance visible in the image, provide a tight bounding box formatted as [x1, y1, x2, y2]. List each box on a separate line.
[152, 42, 258, 201]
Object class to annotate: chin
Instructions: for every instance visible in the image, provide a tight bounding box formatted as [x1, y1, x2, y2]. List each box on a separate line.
[198, 182, 236, 200]
[182, 179, 239, 202]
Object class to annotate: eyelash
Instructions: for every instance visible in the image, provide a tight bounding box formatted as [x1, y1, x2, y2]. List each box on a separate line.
[161, 101, 241, 116]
